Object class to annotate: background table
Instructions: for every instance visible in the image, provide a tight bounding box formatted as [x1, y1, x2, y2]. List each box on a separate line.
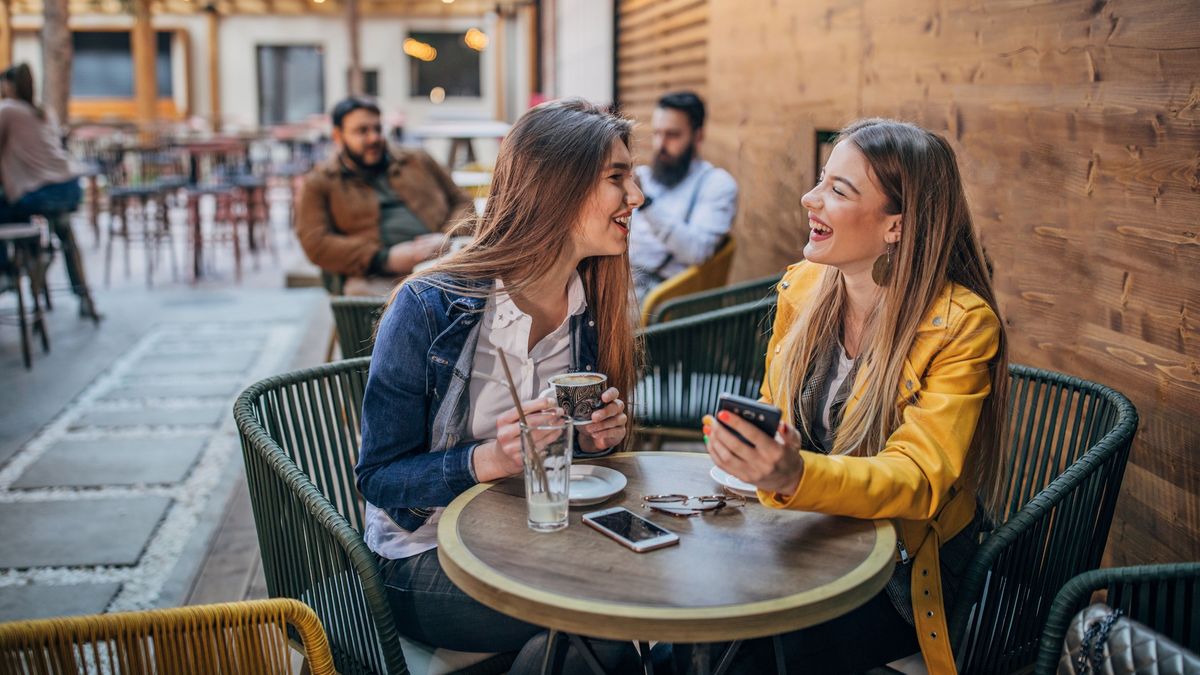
[438, 452, 896, 644]
[412, 120, 510, 169]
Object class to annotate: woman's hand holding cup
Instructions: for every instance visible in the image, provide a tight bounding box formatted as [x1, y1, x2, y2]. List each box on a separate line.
[577, 387, 628, 453]
[473, 397, 563, 482]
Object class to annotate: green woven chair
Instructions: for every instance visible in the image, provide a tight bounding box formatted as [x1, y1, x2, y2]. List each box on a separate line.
[646, 274, 783, 326]
[1034, 562, 1200, 674]
[331, 296, 387, 360]
[949, 365, 1139, 674]
[234, 358, 514, 675]
[635, 297, 778, 445]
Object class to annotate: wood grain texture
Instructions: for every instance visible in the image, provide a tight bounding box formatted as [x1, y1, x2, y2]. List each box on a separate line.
[616, 0, 709, 157]
[0, 0, 12, 70]
[620, 0, 1199, 567]
[437, 453, 896, 642]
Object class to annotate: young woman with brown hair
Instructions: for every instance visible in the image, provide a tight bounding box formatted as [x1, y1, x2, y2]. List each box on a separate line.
[701, 118, 1008, 673]
[355, 98, 643, 671]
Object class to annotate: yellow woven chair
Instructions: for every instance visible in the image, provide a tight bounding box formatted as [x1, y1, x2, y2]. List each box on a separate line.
[457, 162, 493, 200]
[639, 237, 736, 326]
[0, 598, 335, 675]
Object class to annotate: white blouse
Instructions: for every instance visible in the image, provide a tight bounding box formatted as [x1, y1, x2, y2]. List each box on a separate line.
[467, 273, 587, 441]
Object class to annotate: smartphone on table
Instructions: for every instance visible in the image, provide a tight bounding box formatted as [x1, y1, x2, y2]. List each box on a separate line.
[716, 393, 783, 445]
[582, 507, 680, 553]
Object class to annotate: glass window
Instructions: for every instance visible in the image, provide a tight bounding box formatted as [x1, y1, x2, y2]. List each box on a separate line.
[258, 45, 325, 126]
[71, 31, 173, 98]
[348, 68, 380, 97]
[408, 31, 481, 99]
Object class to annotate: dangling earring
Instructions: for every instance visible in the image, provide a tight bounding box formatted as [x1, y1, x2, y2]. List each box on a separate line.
[872, 243, 895, 286]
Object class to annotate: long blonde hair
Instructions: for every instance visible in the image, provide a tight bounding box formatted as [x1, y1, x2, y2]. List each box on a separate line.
[391, 98, 642, 433]
[772, 118, 1009, 518]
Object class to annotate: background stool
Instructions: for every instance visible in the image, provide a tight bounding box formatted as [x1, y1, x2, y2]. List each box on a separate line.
[229, 174, 274, 265]
[31, 211, 101, 323]
[0, 224, 50, 369]
[185, 184, 242, 282]
[105, 184, 178, 287]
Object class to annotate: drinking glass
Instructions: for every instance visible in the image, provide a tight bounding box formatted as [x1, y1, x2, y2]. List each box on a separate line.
[520, 415, 573, 532]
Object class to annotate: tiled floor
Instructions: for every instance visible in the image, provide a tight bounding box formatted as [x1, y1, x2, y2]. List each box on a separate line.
[0, 197, 331, 620]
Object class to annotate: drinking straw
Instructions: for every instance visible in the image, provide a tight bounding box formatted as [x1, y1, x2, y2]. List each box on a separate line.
[496, 348, 552, 494]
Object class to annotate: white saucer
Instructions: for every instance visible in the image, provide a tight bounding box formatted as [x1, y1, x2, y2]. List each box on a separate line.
[569, 465, 627, 505]
[709, 466, 758, 498]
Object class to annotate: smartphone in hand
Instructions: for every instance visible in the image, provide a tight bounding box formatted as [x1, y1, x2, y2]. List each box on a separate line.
[582, 507, 679, 553]
[716, 393, 783, 445]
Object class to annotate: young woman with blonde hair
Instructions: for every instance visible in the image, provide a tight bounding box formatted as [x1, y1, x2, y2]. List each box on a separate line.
[355, 98, 642, 672]
[702, 118, 1008, 673]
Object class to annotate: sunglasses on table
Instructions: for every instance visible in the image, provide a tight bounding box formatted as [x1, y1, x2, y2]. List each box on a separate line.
[641, 492, 747, 517]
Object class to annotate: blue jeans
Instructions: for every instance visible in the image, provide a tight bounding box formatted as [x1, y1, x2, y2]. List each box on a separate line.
[0, 180, 83, 222]
[380, 549, 640, 674]
[0, 180, 91, 300]
[380, 549, 542, 653]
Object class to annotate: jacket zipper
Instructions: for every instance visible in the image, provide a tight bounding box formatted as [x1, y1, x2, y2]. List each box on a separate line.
[897, 537, 911, 565]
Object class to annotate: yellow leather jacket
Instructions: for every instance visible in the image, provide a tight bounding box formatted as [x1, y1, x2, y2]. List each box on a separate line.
[758, 261, 1000, 674]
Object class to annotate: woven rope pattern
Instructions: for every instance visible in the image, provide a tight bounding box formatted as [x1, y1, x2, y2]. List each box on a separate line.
[0, 598, 335, 675]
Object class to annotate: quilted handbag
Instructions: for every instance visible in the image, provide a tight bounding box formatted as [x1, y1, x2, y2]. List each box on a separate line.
[1059, 603, 1200, 675]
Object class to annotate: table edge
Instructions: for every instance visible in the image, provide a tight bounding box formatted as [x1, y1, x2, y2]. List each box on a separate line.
[437, 452, 898, 642]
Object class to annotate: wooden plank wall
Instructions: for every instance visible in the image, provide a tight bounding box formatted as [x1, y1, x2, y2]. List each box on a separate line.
[615, 0, 708, 154]
[624, 0, 1200, 566]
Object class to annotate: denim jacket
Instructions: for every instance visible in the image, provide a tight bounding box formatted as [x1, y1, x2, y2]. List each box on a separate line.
[355, 273, 601, 534]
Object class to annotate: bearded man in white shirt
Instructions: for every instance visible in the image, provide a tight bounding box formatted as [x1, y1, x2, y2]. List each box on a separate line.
[628, 91, 739, 300]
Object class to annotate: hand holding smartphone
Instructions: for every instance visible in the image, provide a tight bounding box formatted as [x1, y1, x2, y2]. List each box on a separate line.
[716, 393, 783, 445]
[582, 507, 679, 552]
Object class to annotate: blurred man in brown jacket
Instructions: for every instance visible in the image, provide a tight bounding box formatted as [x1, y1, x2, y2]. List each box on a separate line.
[297, 97, 473, 296]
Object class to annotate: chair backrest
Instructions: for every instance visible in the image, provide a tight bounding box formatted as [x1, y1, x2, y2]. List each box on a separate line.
[639, 237, 737, 325]
[331, 296, 388, 360]
[951, 365, 1139, 674]
[1034, 562, 1200, 674]
[649, 274, 783, 325]
[636, 297, 777, 432]
[0, 598, 335, 675]
[234, 358, 406, 675]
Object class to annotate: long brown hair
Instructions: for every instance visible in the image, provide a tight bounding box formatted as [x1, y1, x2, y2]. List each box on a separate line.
[1, 64, 43, 119]
[772, 118, 1009, 518]
[393, 97, 642, 434]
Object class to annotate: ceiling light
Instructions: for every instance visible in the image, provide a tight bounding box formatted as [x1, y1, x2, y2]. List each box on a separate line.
[464, 28, 488, 51]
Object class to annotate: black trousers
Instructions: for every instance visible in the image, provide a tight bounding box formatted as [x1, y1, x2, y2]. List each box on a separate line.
[671, 589, 919, 675]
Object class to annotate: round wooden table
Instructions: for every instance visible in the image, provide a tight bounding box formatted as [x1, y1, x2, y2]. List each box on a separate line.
[438, 452, 896, 646]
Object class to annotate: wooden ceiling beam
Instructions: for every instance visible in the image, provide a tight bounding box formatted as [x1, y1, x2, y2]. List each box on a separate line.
[9, 0, 500, 16]
[0, 0, 12, 69]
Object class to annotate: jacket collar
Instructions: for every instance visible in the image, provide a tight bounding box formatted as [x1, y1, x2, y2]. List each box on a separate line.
[916, 282, 954, 333]
[426, 274, 490, 318]
[319, 146, 417, 179]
